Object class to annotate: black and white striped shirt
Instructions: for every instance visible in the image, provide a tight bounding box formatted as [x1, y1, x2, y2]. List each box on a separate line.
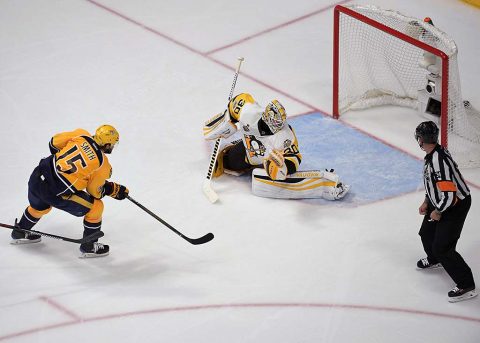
[423, 145, 470, 212]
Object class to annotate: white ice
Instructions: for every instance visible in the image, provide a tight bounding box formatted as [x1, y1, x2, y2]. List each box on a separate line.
[0, 0, 479, 342]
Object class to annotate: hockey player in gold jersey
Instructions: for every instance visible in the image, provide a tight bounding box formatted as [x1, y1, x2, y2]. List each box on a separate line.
[203, 93, 349, 200]
[11, 125, 128, 257]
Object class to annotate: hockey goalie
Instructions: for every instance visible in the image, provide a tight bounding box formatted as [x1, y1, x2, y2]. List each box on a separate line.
[203, 93, 350, 200]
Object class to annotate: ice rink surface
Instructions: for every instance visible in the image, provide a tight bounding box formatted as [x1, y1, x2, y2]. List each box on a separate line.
[1, 0, 479, 342]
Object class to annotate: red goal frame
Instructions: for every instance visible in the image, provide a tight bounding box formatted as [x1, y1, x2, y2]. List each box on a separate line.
[332, 5, 450, 146]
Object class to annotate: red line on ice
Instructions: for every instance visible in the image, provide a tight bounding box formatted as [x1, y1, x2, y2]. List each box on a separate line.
[39, 296, 82, 321]
[83, 0, 480, 189]
[1, 302, 479, 341]
[84, 0, 326, 113]
[205, 0, 352, 55]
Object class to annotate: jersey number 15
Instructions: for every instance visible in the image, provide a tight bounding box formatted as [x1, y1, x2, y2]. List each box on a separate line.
[56, 145, 87, 174]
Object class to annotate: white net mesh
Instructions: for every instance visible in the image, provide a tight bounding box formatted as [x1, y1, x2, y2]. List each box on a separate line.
[337, 4, 480, 167]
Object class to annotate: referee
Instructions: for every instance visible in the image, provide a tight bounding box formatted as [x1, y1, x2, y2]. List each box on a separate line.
[414, 121, 476, 302]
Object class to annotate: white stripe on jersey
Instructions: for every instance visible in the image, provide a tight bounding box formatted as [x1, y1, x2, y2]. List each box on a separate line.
[424, 146, 470, 212]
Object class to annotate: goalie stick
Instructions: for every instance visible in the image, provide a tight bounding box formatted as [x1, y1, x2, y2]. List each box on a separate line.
[203, 57, 245, 203]
[0, 222, 104, 244]
[127, 196, 214, 245]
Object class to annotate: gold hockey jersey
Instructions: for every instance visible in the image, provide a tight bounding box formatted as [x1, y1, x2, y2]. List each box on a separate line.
[49, 129, 112, 198]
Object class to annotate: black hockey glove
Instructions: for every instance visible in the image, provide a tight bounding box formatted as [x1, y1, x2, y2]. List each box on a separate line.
[103, 181, 129, 200]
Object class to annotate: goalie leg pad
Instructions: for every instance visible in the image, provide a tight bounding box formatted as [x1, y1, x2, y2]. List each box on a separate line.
[252, 168, 349, 200]
[214, 141, 256, 178]
[212, 144, 235, 178]
[213, 154, 224, 178]
[222, 140, 256, 176]
[288, 170, 339, 183]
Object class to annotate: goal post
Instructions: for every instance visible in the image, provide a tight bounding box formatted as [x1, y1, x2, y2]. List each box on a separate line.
[332, 4, 480, 167]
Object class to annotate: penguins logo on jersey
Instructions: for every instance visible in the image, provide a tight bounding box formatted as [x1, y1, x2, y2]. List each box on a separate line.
[244, 135, 266, 157]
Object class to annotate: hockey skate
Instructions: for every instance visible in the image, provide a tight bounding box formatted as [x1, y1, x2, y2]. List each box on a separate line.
[79, 242, 109, 258]
[448, 286, 477, 303]
[323, 182, 350, 200]
[10, 227, 41, 245]
[416, 257, 442, 270]
[334, 183, 350, 200]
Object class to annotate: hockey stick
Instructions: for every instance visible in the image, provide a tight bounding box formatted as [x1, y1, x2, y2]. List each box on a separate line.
[127, 196, 214, 245]
[203, 57, 245, 203]
[0, 222, 104, 244]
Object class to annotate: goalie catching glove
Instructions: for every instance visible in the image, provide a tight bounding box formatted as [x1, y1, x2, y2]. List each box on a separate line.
[102, 181, 129, 200]
[263, 149, 287, 180]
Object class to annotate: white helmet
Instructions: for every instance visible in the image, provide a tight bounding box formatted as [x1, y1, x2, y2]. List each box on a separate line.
[262, 100, 286, 133]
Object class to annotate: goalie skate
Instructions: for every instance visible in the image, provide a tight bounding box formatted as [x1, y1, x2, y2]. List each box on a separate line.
[323, 182, 350, 201]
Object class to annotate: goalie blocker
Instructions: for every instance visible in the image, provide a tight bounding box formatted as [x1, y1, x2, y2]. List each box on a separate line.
[252, 169, 350, 200]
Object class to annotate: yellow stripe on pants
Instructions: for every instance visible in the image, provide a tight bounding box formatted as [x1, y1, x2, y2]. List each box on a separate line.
[62, 194, 93, 209]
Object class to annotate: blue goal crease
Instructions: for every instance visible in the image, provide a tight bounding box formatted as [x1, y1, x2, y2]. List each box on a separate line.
[219, 112, 424, 205]
[289, 112, 424, 205]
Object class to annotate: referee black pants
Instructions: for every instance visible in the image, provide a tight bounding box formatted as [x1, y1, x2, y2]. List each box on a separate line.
[419, 195, 475, 289]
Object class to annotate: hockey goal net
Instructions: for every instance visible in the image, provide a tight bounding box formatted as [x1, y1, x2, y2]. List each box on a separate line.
[333, 4, 480, 167]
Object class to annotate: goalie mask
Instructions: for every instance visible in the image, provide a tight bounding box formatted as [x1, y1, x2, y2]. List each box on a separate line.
[262, 100, 287, 134]
[415, 121, 439, 147]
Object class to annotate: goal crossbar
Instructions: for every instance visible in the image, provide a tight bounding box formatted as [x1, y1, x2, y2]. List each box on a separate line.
[333, 4, 450, 146]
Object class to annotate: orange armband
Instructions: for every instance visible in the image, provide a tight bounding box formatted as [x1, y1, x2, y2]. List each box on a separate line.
[437, 181, 457, 192]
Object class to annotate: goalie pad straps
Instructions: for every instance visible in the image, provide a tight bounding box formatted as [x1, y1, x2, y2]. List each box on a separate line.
[252, 168, 346, 200]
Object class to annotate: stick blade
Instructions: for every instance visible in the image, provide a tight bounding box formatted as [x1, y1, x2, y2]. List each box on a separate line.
[187, 232, 214, 245]
[202, 180, 219, 203]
